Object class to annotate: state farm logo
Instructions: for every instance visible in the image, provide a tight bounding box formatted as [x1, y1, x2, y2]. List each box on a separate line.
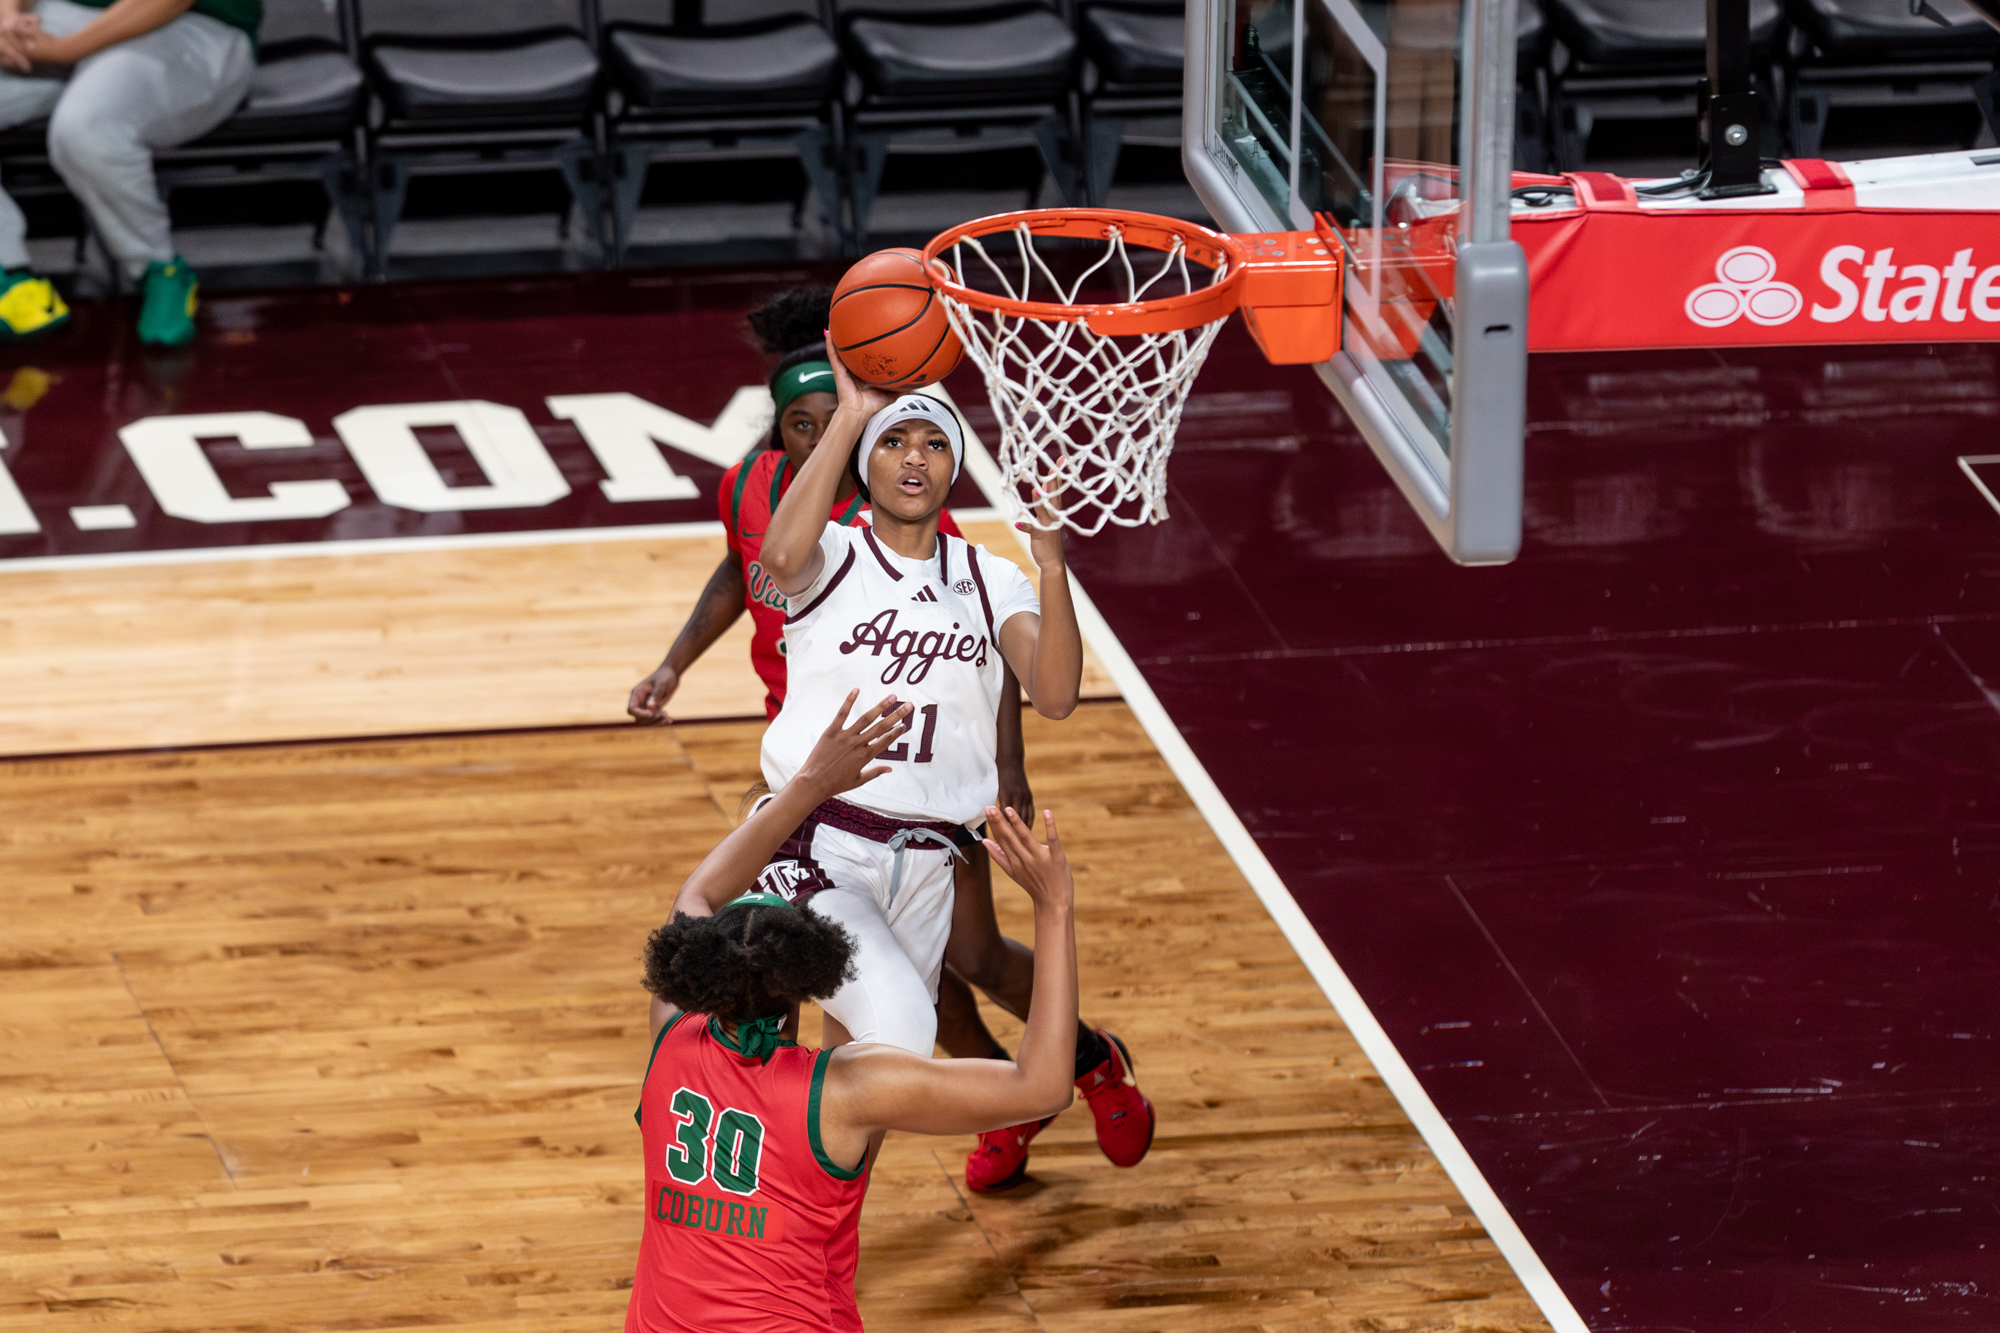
[1673, 243, 2000, 331]
[1685, 246, 1804, 328]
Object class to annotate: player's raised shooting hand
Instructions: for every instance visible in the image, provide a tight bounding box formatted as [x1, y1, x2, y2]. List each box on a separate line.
[1017, 452, 1068, 569]
[983, 805, 1072, 913]
[824, 331, 896, 420]
[796, 689, 912, 800]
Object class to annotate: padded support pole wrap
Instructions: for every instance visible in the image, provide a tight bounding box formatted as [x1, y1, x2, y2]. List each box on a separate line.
[1515, 155, 2000, 350]
[1449, 240, 1528, 566]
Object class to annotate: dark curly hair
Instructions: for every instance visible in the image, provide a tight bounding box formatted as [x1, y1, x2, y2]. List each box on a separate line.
[643, 904, 855, 1023]
[747, 285, 834, 358]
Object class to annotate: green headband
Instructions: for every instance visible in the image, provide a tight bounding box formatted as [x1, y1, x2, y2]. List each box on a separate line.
[771, 360, 835, 416]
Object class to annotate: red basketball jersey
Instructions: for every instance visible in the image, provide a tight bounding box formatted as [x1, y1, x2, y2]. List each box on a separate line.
[720, 449, 963, 719]
[627, 1014, 871, 1333]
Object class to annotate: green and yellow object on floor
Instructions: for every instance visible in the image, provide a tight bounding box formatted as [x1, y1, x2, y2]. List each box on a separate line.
[138, 258, 198, 347]
[0, 271, 68, 340]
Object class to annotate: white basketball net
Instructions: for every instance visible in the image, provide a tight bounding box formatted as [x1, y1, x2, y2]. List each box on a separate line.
[932, 222, 1231, 535]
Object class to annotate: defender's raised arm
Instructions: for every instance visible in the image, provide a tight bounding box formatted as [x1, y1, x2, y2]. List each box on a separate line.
[670, 691, 909, 920]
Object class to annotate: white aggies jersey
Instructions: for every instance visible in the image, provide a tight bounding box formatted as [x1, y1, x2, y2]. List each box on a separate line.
[761, 522, 1040, 826]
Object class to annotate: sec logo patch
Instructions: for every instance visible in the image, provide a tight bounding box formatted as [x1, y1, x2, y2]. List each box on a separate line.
[953, 579, 975, 596]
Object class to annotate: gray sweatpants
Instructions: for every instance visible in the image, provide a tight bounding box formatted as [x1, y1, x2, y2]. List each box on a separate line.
[0, 0, 252, 279]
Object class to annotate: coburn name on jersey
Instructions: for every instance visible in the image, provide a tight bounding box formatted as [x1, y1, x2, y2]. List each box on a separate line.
[655, 1186, 784, 1244]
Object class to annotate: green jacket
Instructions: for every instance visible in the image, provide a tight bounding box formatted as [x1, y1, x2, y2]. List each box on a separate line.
[67, 0, 263, 43]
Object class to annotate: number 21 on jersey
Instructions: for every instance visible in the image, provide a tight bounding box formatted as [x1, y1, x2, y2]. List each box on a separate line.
[881, 703, 938, 764]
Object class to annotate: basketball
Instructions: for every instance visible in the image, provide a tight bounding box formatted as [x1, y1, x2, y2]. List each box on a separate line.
[828, 248, 963, 391]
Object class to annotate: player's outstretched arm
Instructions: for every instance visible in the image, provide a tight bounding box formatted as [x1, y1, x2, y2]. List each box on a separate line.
[995, 485, 1083, 720]
[820, 807, 1078, 1145]
[670, 691, 910, 919]
[628, 552, 748, 723]
[997, 594, 1083, 723]
[762, 337, 895, 598]
[993, 661, 1033, 814]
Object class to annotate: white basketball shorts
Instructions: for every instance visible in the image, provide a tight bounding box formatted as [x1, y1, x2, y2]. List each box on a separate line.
[754, 797, 974, 1057]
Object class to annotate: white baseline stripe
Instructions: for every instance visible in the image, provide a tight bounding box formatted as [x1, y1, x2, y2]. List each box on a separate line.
[0, 507, 1011, 577]
[937, 384, 1589, 1333]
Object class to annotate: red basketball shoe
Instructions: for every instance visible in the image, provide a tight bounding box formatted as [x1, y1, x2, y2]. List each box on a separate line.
[965, 1115, 1053, 1194]
[1075, 1029, 1153, 1167]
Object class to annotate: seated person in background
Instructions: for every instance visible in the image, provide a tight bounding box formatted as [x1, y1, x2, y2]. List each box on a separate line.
[0, 0, 261, 344]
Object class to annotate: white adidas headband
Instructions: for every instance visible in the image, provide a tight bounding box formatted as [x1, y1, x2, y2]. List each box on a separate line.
[860, 396, 964, 485]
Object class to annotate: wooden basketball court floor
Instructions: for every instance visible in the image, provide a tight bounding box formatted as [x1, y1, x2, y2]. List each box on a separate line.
[0, 518, 1551, 1332]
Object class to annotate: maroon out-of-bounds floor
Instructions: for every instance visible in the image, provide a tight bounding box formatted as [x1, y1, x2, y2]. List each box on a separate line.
[7, 270, 1999, 1332]
[1059, 326, 2000, 1332]
[0, 271, 985, 560]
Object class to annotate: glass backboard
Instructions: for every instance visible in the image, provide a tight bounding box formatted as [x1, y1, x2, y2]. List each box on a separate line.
[1184, 0, 1528, 564]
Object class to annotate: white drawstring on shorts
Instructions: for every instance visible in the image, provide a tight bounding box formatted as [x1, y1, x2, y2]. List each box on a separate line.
[884, 827, 968, 910]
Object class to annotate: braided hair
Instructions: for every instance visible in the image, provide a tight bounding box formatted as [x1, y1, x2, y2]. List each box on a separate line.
[643, 904, 855, 1023]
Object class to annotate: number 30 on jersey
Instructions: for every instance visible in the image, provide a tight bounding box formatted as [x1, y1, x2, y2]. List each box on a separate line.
[665, 1086, 765, 1194]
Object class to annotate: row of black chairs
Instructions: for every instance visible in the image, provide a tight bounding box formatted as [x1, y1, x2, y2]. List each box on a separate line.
[0, 0, 1186, 277]
[1518, 0, 1999, 171]
[13, 0, 1977, 280]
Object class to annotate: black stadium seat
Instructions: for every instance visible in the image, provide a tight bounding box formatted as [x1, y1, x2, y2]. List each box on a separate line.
[1082, 5, 1182, 85]
[1784, 0, 1999, 155]
[357, 0, 609, 275]
[846, 7, 1077, 99]
[154, 0, 370, 277]
[369, 37, 600, 123]
[1077, 0, 1182, 204]
[1517, 0, 1551, 169]
[837, 0, 1085, 242]
[1793, 0, 1997, 53]
[600, 0, 848, 258]
[222, 49, 366, 143]
[1547, 0, 1781, 169]
[606, 16, 841, 108]
[1552, 0, 1779, 64]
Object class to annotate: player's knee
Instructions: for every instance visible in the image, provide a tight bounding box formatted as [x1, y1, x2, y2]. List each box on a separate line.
[823, 974, 938, 1056]
[49, 105, 138, 180]
[883, 1005, 938, 1057]
[844, 1008, 935, 1057]
[950, 941, 1012, 995]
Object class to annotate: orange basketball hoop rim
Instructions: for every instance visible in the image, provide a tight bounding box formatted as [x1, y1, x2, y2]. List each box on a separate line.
[920, 207, 1346, 364]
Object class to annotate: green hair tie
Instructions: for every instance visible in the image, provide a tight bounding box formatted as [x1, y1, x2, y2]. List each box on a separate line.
[734, 1013, 786, 1061]
[771, 360, 835, 416]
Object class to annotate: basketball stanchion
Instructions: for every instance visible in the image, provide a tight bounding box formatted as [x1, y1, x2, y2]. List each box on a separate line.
[915, 209, 1342, 536]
